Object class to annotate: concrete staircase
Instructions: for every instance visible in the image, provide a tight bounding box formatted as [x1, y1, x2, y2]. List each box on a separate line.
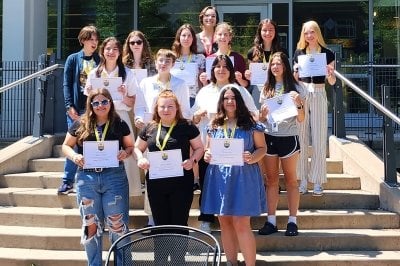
[0, 138, 399, 265]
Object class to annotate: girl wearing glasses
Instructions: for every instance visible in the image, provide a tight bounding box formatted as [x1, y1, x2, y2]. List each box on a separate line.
[62, 88, 132, 266]
[85, 37, 142, 197]
[201, 86, 266, 266]
[122, 30, 156, 75]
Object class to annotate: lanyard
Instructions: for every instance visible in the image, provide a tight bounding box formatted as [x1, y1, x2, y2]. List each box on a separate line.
[94, 121, 110, 142]
[223, 120, 236, 138]
[156, 121, 176, 151]
[156, 74, 171, 91]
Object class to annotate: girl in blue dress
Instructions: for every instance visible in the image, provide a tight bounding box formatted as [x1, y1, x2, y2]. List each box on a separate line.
[201, 85, 266, 266]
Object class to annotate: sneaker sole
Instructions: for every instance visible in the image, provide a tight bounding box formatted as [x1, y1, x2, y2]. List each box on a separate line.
[312, 192, 323, 196]
[57, 189, 74, 195]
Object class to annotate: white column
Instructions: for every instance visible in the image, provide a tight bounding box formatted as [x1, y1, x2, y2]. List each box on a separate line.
[1, 0, 47, 138]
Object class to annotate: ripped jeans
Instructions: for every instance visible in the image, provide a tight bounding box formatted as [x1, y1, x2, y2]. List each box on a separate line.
[76, 164, 129, 266]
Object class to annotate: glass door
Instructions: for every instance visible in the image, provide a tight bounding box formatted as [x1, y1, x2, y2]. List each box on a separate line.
[217, 5, 270, 55]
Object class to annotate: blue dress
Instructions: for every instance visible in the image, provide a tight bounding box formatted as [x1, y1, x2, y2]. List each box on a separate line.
[201, 124, 267, 216]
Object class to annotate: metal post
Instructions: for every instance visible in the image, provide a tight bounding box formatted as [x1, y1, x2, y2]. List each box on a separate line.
[32, 54, 47, 138]
[332, 58, 346, 138]
[382, 84, 398, 186]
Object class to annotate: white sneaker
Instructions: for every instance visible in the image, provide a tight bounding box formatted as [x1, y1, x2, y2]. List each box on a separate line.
[199, 221, 211, 234]
[299, 179, 308, 194]
[313, 183, 323, 196]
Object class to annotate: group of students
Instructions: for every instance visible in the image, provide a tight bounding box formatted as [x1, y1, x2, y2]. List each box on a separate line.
[60, 5, 336, 266]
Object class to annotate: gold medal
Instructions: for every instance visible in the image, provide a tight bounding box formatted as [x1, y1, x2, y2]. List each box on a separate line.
[162, 152, 168, 160]
[309, 56, 315, 62]
[98, 142, 104, 151]
[103, 79, 110, 87]
[277, 97, 283, 105]
[224, 140, 230, 148]
[180, 64, 185, 70]
[262, 64, 268, 70]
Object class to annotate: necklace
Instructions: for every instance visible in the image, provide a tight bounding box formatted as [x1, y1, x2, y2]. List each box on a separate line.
[155, 120, 176, 151]
[156, 74, 171, 91]
[94, 121, 110, 151]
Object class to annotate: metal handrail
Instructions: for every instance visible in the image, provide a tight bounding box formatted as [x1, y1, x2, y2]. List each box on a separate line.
[334, 70, 400, 126]
[0, 64, 62, 94]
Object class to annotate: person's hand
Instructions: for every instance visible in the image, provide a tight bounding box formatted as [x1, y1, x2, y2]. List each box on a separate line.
[234, 71, 243, 81]
[199, 72, 209, 86]
[135, 118, 145, 129]
[117, 149, 130, 161]
[182, 159, 194, 170]
[137, 157, 150, 170]
[243, 151, 253, 164]
[244, 69, 251, 80]
[72, 153, 84, 168]
[326, 64, 335, 78]
[203, 149, 212, 163]
[193, 109, 207, 123]
[118, 84, 127, 95]
[289, 91, 303, 107]
[67, 107, 80, 121]
[259, 104, 269, 121]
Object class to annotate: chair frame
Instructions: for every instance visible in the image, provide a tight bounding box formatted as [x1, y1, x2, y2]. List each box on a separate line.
[105, 224, 221, 265]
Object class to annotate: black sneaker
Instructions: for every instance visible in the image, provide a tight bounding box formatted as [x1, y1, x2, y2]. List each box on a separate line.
[285, 222, 299, 236]
[57, 183, 74, 195]
[258, 221, 278, 235]
[193, 182, 200, 192]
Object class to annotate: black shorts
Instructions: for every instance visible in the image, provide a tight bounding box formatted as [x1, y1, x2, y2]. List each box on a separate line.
[265, 134, 300, 158]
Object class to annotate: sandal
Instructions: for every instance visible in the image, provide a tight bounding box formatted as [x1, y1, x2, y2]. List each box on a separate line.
[285, 222, 298, 236]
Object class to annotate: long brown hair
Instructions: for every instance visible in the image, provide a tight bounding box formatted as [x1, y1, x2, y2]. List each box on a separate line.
[251, 19, 282, 62]
[96, 37, 126, 81]
[171, 24, 198, 57]
[76, 88, 119, 145]
[122, 30, 154, 69]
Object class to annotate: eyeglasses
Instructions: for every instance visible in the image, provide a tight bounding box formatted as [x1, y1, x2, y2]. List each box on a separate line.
[129, 40, 143, 46]
[91, 99, 110, 108]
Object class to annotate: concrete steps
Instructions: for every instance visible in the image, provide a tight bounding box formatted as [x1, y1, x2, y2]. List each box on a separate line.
[0, 142, 398, 265]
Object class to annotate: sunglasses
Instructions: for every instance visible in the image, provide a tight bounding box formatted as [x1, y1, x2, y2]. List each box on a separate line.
[91, 99, 110, 108]
[129, 40, 143, 45]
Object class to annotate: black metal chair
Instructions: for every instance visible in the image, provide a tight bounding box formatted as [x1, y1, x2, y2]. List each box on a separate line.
[105, 224, 221, 265]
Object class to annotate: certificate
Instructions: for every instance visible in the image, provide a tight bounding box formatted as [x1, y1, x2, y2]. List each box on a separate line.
[297, 53, 327, 78]
[130, 69, 148, 86]
[249, 62, 269, 86]
[205, 56, 234, 79]
[264, 93, 298, 122]
[171, 63, 198, 86]
[90, 77, 123, 101]
[143, 112, 153, 123]
[83, 140, 119, 169]
[147, 149, 184, 179]
[209, 138, 244, 166]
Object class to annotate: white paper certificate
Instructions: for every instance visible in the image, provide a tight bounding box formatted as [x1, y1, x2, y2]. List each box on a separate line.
[210, 138, 244, 166]
[130, 69, 148, 87]
[90, 77, 123, 101]
[249, 63, 269, 86]
[170, 63, 198, 86]
[83, 140, 119, 169]
[297, 53, 327, 78]
[206, 56, 235, 79]
[264, 93, 298, 122]
[147, 149, 184, 179]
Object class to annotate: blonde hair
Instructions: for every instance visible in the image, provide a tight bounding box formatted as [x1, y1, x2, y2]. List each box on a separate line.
[296, 20, 327, 50]
[214, 22, 234, 45]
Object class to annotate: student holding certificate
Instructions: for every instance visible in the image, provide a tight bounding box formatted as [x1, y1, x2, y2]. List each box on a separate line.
[201, 86, 266, 266]
[85, 37, 142, 198]
[293, 20, 336, 196]
[192, 54, 258, 233]
[171, 23, 207, 107]
[134, 90, 203, 228]
[209, 22, 249, 88]
[257, 52, 305, 237]
[62, 88, 132, 266]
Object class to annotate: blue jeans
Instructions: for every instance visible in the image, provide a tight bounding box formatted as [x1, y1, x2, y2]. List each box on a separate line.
[62, 114, 79, 185]
[76, 164, 130, 266]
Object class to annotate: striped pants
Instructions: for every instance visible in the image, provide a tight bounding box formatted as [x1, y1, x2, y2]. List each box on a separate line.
[297, 83, 327, 184]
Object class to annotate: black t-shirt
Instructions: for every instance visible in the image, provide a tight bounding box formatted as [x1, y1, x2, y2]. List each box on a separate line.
[69, 119, 130, 154]
[139, 119, 200, 179]
[293, 46, 335, 84]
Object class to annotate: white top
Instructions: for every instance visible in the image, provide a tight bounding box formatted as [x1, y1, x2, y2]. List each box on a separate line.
[192, 83, 258, 144]
[135, 74, 191, 120]
[86, 66, 137, 111]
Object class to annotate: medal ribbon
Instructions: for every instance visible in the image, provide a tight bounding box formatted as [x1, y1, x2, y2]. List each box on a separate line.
[156, 74, 171, 91]
[180, 53, 192, 69]
[223, 120, 236, 138]
[156, 120, 176, 151]
[94, 121, 110, 143]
